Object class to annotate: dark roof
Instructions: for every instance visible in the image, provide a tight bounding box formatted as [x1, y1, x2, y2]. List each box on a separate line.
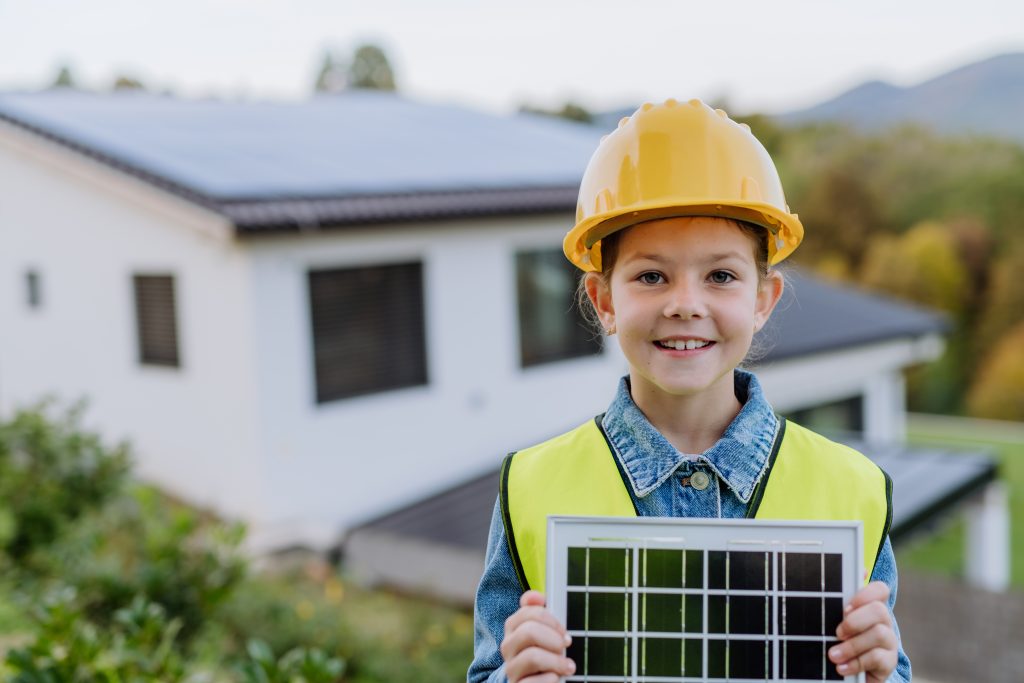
[0, 90, 600, 232]
[343, 438, 995, 554]
[755, 270, 948, 363]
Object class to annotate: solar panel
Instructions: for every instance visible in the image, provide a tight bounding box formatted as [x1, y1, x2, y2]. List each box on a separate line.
[546, 517, 864, 682]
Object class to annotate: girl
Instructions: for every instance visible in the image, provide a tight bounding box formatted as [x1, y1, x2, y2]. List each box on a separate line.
[469, 99, 911, 683]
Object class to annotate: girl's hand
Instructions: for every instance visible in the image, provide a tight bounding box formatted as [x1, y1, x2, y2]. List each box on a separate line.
[829, 581, 898, 682]
[501, 590, 576, 683]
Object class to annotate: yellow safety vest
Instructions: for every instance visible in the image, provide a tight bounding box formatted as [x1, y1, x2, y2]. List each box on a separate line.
[499, 417, 892, 593]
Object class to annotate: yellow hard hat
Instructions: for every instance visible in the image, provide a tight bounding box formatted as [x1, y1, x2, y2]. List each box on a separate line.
[563, 98, 803, 271]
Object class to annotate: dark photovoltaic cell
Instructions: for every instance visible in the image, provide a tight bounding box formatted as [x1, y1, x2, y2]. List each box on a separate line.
[566, 635, 631, 676]
[566, 591, 630, 632]
[568, 547, 632, 586]
[784, 639, 826, 679]
[708, 550, 773, 589]
[708, 638, 772, 679]
[780, 552, 843, 592]
[640, 638, 703, 677]
[781, 597, 845, 636]
[640, 548, 704, 588]
[708, 594, 773, 634]
[640, 592, 702, 633]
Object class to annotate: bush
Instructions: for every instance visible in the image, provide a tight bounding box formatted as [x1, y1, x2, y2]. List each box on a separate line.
[237, 640, 344, 683]
[966, 322, 1024, 420]
[5, 588, 188, 683]
[0, 401, 129, 563]
[48, 485, 247, 646]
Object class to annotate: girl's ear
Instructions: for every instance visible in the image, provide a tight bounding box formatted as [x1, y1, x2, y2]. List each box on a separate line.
[753, 270, 785, 332]
[585, 272, 616, 334]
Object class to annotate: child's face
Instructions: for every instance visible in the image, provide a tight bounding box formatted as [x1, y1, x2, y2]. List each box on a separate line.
[588, 216, 783, 403]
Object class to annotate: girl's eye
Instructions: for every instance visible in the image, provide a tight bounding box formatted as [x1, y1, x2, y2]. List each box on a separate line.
[638, 271, 664, 285]
[709, 271, 735, 284]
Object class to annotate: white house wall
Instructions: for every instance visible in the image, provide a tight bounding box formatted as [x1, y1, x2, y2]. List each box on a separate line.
[0, 125, 266, 520]
[243, 216, 631, 547]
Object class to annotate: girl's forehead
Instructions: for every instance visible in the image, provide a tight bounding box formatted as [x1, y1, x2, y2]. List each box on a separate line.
[619, 216, 756, 254]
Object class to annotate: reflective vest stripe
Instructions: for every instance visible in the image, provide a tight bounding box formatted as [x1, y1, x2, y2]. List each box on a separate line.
[500, 417, 892, 594]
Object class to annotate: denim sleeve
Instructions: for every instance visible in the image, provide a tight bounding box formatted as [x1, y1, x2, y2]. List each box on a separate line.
[467, 497, 521, 683]
[868, 536, 912, 683]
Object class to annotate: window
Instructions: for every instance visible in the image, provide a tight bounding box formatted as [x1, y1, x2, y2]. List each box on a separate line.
[25, 269, 41, 309]
[133, 274, 180, 367]
[308, 261, 427, 403]
[516, 249, 601, 367]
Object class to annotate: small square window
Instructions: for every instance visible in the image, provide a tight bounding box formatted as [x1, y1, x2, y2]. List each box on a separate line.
[308, 261, 427, 402]
[25, 270, 42, 309]
[133, 274, 180, 368]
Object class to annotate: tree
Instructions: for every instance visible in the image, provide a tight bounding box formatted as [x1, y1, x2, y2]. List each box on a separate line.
[974, 241, 1024, 357]
[51, 64, 75, 89]
[112, 75, 145, 91]
[313, 50, 346, 94]
[966, 322, 1024, 420]
[519, 101, 593, 124]
[347, 44, 396, 91]
[795, 164, 883, 270]
[860, 221, 968, 316]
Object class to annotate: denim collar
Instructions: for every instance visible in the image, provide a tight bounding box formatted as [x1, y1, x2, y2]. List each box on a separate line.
[600, 369, 779, 504]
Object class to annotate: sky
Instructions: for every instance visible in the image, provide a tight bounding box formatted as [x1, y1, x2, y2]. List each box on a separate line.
[2, 0, 1023, 116]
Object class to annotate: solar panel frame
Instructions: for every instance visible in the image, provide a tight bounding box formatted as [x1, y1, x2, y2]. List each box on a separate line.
[547, 516, 864, 682]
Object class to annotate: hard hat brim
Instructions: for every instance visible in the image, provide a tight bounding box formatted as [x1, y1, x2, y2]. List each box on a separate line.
[564, 199, 803, 272]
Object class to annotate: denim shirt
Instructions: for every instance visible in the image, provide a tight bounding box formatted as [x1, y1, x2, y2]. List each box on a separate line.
[468, 370, 912, 682]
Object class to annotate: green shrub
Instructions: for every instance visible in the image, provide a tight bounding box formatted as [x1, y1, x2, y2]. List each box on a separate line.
[0, 401, 129, 563]
[5, 588, 187, 683]
[236, 639, 344, 683]
[50, 485, 247, 646]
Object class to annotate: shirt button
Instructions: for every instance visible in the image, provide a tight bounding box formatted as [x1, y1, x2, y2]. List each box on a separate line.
[690, 471, 711, 490]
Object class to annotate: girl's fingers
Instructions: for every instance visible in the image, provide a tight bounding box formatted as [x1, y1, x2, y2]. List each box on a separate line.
[501, 619, 572, 662]
[829, 623, 897, 677]
[845, 581, 890, 610]
[505, 646, 576, 683]
[519, 674, 562, 683]
[830, 644, 897, 679]
[505, 605, 567, 640]
[835, 599, 891, 640]
[521, 590, 547, 607]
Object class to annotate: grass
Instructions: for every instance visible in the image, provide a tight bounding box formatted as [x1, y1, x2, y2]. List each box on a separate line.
[898, 413, 1024, 589]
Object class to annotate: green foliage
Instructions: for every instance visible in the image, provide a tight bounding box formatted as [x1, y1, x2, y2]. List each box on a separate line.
[520, 101, 594, 124]
[966, 322, 1024, 421]
[860, 221, 968, 316]
[5, 589, 187, 683]
[347, 44, 396, 91]
[237, 639, 344, 683]
[314, 51, 346, 94]
[49, 485, 247, 646]
[0, 401, 129, 563]
[974, 242, 1024, 357]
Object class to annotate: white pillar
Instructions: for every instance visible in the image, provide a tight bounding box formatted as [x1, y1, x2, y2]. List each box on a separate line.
[862, 372, 906, 445]
[965, 481, 1011, 592]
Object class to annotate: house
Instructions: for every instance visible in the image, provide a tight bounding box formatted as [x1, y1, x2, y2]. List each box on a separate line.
[0, 91, 1004, 590]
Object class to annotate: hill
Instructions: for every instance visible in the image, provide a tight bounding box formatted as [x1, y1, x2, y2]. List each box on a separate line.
[777, 53, 1024, 141]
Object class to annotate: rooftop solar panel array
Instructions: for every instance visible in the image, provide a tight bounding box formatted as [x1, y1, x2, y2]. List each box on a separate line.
[0, 90, 600, 200]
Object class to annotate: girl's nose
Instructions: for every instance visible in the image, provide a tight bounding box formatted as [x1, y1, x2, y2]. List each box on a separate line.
[662, 281, 708, 319]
